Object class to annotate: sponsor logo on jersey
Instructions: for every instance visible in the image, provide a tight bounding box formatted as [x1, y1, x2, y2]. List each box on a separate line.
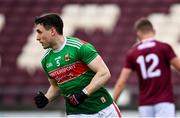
[46, 63, 53, 68]
[65, 54, 70, 61]
[48, 61, 89, 84]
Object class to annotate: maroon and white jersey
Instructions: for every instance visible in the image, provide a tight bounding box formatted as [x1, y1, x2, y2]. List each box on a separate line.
[125, 38, 177, 105]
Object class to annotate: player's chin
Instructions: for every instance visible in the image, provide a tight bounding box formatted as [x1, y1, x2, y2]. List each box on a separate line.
[42, 44, 49, 49]
[41, 45, 47, 49]
[43, 46, 48, 49]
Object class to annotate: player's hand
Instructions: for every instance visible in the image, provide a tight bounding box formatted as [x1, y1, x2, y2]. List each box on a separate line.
[67, 90, 88, 107]
[34, 91, 49, 108]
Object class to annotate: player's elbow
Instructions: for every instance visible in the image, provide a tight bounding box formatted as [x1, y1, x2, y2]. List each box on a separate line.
[104, 69, 111, 81]
[98, 68, 111, 85]
[107, 71, 111, 80]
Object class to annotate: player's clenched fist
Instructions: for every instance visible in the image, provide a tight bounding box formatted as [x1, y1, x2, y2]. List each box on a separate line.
[67, 90, 88, 107]
[34, 91, 49, 108]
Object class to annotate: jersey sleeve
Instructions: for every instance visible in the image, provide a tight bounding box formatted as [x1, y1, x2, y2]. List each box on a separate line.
[79, 43, 98, 65]
[164, 43, 177, 60]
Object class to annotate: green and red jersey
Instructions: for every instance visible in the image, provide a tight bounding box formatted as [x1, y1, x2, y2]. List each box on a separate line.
[41, 36, 113, 115]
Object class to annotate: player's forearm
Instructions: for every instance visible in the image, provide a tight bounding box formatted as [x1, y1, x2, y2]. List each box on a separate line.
[113, 82, 125, 102]
[113, 68, 132, 102]
[84, 70, 111, 96]
[45, 85, 60, 102]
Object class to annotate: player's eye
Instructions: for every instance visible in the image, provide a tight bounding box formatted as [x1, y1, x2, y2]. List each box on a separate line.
[36, 29, 42, 34]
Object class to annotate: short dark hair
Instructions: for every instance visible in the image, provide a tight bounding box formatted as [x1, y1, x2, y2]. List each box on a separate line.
[134, 17, 154, 33]
[35, 13, 63, 35]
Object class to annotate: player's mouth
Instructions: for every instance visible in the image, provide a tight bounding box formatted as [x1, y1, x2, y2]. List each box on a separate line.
[40, 42, 43, 45]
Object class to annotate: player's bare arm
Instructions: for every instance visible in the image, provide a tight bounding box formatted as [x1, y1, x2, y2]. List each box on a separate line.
[45, 78, 61, 102]
[84, 55, 111, 96]
[113, 68, 132, 102]
[171, 57, 180, 71]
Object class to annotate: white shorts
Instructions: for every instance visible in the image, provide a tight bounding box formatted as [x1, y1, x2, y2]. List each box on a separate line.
[138, 102, 175, 118]
[67, 102, 121, 118]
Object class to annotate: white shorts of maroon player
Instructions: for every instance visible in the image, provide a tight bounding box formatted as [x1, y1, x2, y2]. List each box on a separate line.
[138, 102, 175, 117]
[67, 102, 121, 118]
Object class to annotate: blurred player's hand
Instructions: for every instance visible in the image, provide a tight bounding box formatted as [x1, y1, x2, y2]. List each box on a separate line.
[67, 90, 88, 107]
[34, 91, 49, 108]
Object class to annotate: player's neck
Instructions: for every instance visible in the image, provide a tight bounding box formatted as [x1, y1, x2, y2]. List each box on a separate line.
[140, 33, 155, 41]
[51, 35, 65, 51]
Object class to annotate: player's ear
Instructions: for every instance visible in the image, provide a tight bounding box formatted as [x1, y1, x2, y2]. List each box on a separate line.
[136, 31, 143, 40]
[51, 27, 56, 36]
[136, 31, 141, 37]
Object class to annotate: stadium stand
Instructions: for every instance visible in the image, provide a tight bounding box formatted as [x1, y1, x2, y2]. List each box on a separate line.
[0, 0, 180, 110]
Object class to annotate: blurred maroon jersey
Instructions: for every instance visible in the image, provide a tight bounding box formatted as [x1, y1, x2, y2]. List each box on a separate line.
[125, 38, 177, 105]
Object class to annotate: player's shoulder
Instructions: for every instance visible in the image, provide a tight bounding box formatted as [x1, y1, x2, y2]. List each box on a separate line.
[66, 36, 84, 49]
[127, 41, 139, 54]
[154, 40, 172, 49]
[66, 36, 91, 49]
[41, 48, 52, 62]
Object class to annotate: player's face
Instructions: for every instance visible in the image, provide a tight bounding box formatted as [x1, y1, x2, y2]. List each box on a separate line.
[35, 24, 53, 49]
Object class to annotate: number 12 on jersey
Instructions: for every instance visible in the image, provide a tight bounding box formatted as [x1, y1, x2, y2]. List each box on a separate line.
[136, 53, 161, 80]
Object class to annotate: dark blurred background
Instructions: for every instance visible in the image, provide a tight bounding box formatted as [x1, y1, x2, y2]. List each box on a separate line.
[0, 0, 180, 113]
